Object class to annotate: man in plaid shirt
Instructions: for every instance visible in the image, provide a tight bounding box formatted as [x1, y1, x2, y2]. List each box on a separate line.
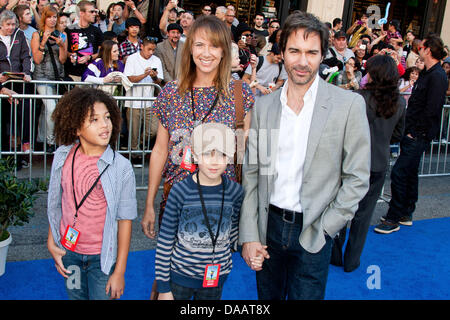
[119, 17, 143, 62]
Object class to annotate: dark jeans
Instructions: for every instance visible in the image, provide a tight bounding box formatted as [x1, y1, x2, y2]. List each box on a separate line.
[332, 170, 386, 272]
[386, 135, 430, 223]
[256, 208, 333, 300]
[170, 281, 224, 300]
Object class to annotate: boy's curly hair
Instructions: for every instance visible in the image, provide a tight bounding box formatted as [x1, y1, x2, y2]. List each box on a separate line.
[52, 87, 122, 148]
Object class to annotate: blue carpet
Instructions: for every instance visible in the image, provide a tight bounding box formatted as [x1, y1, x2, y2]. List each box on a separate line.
[1, 218, 449, 300]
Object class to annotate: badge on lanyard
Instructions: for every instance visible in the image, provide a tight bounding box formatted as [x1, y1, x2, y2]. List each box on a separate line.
[180, 145, 197, 173]
[61, 225, 80, 251]
[203, 264, 221, 288]
[61, 144, 111, 251]
[196, 171, 225, 288]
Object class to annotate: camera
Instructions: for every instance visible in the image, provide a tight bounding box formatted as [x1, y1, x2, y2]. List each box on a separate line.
[241, 35, 246, 42]
[152, 68, 157, 71]
[51, 30, 60, 38]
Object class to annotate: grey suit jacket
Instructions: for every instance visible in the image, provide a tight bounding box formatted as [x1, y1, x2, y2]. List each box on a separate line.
[154, 39, 184, 83]
[238, 77, 371, 253]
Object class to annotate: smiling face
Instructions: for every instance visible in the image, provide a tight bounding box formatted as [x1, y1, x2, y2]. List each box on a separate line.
[191, 29, 223, 80]
[111, 43, 119, 61]
[282, 28, 322, 87]
[76, 102, 112, 154]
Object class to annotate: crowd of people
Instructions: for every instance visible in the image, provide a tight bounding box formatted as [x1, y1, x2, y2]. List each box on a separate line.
[0, 0, 448, 302]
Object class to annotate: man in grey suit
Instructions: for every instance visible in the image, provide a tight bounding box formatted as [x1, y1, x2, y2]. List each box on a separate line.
[238, 11, 371, 300]
[154, 23, 184, 84]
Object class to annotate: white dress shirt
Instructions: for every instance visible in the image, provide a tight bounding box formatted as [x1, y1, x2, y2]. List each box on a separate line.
[270, 74, 319, 212]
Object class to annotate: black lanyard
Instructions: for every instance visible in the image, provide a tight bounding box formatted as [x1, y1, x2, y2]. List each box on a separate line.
[191, 88, 220, 127]
[195, 171, 225, 264]
[71, 144, 111, 228]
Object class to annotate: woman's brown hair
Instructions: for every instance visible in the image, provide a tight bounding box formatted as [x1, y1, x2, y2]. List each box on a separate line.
[98, 40, 119, 72]
[177, 15, 232, 100]
[52, 87, 122, 148]
[38, 5, 59, 31]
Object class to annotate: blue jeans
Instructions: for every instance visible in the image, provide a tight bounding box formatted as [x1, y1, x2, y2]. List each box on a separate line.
[170, 281, 224, 300]
[386, 135, 430, 222]
[62, 250, 114, 300]
[256, 209, 333, 300]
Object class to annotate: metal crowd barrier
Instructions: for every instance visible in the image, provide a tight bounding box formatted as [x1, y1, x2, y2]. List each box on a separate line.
[1, 81, 449, 192]
[419, 104, 450, 177]
[0, 80, 161, 190]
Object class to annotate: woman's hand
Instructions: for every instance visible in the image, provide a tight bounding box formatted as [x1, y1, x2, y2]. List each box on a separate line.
[41, 30, 51, 45]
[141, 205, 157, 239]
[51, 34, 64, 47]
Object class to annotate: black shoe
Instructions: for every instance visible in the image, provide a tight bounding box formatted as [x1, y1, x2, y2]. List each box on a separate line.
[374, 220, 400, 234]
[380, 215, 412, 226]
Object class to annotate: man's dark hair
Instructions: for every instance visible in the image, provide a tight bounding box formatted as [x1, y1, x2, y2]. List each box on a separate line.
[279, 11, 329, 58]
[254, 12, 265, 19]
[269, 19, 280, 27]
[423, 33, 446, 61]
[332, 18, 342, 28]
[125, 17, 141, 29]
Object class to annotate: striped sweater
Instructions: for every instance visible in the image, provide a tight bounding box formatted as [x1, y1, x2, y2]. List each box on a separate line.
[155, 174, 244, 293]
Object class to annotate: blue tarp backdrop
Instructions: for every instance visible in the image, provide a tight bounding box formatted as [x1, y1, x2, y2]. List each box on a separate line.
[1, 218, 449, 300]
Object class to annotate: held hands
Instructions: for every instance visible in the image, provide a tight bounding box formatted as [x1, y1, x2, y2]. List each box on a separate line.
[242, 242, 270, 271]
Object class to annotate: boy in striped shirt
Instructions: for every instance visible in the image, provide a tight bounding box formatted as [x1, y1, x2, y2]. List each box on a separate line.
[155, 123, 258, 300]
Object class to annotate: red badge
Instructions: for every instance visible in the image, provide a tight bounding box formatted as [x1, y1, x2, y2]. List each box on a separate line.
[203, 264, 221, 288]
[180, 145, 197, 173]
[61, 225, 80, 251]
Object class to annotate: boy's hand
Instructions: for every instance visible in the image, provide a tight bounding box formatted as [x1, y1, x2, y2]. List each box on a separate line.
[47, 240, 69, 278]
[158, 292, 174, 300]
[106, 272, 125, 299]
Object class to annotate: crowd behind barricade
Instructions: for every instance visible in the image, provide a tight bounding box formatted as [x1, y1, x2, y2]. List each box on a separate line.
[0, 1, 449, 171]
[0, 0, 449, 302]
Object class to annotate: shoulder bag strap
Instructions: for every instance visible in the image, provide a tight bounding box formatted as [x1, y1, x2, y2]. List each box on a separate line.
[233, 80, 245, 184]
[46, 42, 61, 80]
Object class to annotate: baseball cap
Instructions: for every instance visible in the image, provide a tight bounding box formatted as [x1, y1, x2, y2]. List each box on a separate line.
[334, 30, 347, 40]
[167, 23, 183, 33]
[191, 123, 236, 158]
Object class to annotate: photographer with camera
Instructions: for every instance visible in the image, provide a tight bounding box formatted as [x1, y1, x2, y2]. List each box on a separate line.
[31, 5, 67, 148]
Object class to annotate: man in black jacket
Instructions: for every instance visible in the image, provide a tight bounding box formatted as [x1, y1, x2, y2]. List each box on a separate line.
[375, 33, 448, 234]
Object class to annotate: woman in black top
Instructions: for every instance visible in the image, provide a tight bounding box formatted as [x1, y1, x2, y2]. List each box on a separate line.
[331, 54, 406, 272]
